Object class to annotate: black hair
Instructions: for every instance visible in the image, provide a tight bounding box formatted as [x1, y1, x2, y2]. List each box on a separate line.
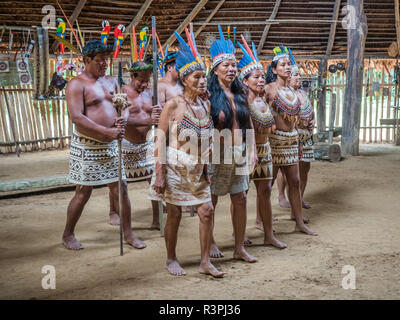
[82, 40, 112, 60]
[165, 60, 176, 73]
[130, 60, 153, 78]
[265, 59, 278, 84]
[208, 68, 250, 138]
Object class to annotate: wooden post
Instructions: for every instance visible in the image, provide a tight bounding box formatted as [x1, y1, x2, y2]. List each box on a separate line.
[257, 0, 281, 54]
[329, 92, 336, 144]
[317, 58, 327, 132]
[341, 0, 368, 156]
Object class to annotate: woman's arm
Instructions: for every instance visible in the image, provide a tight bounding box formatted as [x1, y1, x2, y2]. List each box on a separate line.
[153, 98, 177, 194]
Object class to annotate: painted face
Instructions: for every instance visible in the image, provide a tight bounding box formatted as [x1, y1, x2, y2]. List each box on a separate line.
[85, 53, 109, 77]
[131, 71, 151, 93]
[288, 71, 302, 89]
[243, 69, 265, 95]
[273, 57, 292, 80]
[182, 70, 207, 95]
[214, 59, 237, 84]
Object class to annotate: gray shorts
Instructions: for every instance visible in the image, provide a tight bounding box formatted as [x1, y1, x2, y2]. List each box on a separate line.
[209, 144, 250, 196]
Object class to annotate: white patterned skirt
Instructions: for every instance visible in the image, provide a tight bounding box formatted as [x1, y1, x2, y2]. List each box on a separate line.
[250, 141, 273, 180]
[122, 139, 155, 182]
[69, 130, 125, 186]
[149, 147, 211, 206]
[298, 129, 315, 162]
[268, 129, 299, 166]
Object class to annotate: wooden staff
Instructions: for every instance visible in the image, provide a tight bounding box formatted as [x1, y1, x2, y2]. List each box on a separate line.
[1, 87, 20, 157]
[152, 16, 164, 236]
[112, 93, 129, 256]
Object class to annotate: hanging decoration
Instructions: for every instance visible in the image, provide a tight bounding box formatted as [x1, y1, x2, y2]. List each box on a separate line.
[101, 20, 111, 45]
[113, 24, 125, 59]
[138, 26, 149, 61]
[56, 18, 66, 54]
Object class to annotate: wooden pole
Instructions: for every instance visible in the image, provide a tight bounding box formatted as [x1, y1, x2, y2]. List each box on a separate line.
[317, 58, 327, 132]
[163, 0, 209, 49]
[118, 108, 123, 256]
[152, 16, 164, 236]
[257, 0, 281, 54]
[1, 88, 20, 157]
[341, 0, 368, 155]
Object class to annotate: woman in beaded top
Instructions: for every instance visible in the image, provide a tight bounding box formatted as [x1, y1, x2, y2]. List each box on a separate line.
[149, 28, 224, 278]
[289, 66, 315, 209]
[238, 36, 287, 249]
[264, 46, 317, 236]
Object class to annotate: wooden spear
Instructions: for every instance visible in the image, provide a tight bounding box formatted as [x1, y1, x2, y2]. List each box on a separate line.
[112, 93, 129, 256]
[152, 16, 164, 236]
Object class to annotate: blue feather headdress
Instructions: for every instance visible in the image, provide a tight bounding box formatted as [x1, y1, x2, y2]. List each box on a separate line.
[158, 44, 178, 77]
[174, 28, 205, 78]
[209, 25, 236, 68]
[237, 35, 264, 80]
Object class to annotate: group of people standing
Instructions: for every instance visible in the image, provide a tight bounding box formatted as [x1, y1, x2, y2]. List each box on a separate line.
[62, 26, 317, 279]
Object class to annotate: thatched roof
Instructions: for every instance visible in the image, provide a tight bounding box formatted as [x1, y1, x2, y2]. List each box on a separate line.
[0, 0, 398, 58]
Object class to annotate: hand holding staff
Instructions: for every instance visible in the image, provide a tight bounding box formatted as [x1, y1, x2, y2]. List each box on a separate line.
[112, 93, 130, 256]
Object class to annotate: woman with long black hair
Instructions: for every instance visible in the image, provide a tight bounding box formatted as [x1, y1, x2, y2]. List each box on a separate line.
[207, 26, 257, 262]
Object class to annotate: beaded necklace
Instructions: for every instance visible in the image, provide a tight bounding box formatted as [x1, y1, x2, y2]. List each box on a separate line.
[272, 86, 300, 122]
[249, 97, 275, 134]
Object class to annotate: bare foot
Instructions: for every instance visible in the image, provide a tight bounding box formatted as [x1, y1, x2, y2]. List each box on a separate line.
[109, 212, 120, 226]
[233, 248, 258, 263]
[124, 235, 147, 249]
[295, 223, 318, 236]
[165, 259, 186, 276]
[279, 198, 291, 208]
[302, 200, 311, 209]
[291, 215, 310, 224]
[264, 236, 287, 249]
[244, 236, 252, 246]
[62, 234, 83, 250]
[150, 223, 160, 230]
[210, 243, 224, 258]
[233, 233, 253, 246]
[199, 262, 225, 278]
[255, 220, 264, 231]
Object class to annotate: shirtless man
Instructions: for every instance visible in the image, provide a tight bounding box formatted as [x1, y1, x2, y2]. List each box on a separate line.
[109, 60, 162, 229]
[157, 51, 183, 108]
[63, 40, 146, 250]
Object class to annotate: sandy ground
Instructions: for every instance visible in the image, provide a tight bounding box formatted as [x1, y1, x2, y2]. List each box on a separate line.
[0, 144, 399, 300]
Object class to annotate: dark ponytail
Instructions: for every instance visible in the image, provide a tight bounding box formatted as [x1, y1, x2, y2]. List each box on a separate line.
[265, 60, 278, 84]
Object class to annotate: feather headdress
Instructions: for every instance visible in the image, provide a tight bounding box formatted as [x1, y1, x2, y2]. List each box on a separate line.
[209, 25, 236, 68]
[238, 35, 263, 80]
[158, 44, 178, 77]
[272, 45, 296, 65]
[174, 28, 205, 78]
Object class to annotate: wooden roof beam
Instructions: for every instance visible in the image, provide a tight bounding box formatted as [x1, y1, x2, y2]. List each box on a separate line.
[395, 0, 400, 52]
[325, 0, 341, 56]
[50, 0, 87, 52]
[257, 0, 282, 54]
[124, 0, 153, 39]
[194, 0, 225, 38]
[163, 0, 209, 49]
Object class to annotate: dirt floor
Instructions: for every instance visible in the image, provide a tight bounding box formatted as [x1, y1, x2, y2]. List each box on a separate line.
[0, 144, 399, 300]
